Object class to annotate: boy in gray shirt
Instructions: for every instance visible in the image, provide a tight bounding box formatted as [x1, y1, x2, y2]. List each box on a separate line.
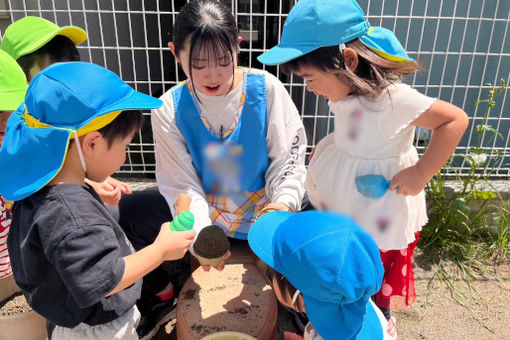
[0, 62, 195, 339]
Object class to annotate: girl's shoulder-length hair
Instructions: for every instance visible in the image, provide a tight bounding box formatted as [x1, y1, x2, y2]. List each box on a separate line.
[280, 39, 422, 97]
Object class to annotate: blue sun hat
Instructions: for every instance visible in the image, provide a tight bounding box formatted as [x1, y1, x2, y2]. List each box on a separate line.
[257, 0, 413, 65]
[0, 62, 162, 201]
[248, 210, 385, 340]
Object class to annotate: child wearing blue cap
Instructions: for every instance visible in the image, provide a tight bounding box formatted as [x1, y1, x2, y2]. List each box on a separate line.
[151, 0, 307, 268]
[249, 210, 395, 340]
[0, 62, 196, 339]
[258, 0, 468, 320]
[3, 18, 181, 337]
[1, 15, 133, 207]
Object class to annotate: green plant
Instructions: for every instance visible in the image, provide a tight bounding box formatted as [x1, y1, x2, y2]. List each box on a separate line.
[420, 79, 509, 267]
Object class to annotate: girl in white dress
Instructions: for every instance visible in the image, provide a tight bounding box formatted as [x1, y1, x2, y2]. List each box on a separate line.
[258, 0, 469, 323]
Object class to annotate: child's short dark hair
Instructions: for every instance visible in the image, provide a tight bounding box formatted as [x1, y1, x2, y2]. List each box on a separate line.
[173, 0, 239, 96]
[97, 110, 143, 148]
[281, 39, 421, 97]
[17, 35, 80, 79]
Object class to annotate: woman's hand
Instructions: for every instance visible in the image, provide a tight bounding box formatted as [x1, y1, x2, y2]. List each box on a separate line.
[200, 251, 232, 272]
[284, 332, 304, 340]
[264, 202, 292, 212]
[256, 202, 292, 220]
[173, 193, 192, 214]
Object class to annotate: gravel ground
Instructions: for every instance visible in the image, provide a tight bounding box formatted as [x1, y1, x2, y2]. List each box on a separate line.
[393, 253, 510, 340]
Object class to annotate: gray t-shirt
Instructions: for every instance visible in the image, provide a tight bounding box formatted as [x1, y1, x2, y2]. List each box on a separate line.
[8, 183, 141, 328]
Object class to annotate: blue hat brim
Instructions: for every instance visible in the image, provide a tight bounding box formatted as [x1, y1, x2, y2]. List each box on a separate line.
[25, 62, 163, 130]
[0, 107, 71, 201]
[248, 210, 294, 269]
[257, 44, 320, 66]
[304, 295, 383, 340]
[95, 90, 162, 118]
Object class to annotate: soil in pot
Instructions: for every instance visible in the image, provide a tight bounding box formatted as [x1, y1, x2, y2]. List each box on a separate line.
[0, 292, 32, 316]
[0, 291, 47, 340]
[193, 225, 230, 266]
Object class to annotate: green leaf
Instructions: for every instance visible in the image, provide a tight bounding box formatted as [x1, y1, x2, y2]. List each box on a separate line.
[478, 124, 504, 140]
[471, 191, 497, 200]
[450, 197, 471, 216]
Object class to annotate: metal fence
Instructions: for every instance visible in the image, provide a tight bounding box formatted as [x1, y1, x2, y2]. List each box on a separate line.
[1, 0, 509, 178]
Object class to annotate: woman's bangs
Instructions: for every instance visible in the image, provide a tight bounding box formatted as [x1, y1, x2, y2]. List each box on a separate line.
[191, 30, 234, 66]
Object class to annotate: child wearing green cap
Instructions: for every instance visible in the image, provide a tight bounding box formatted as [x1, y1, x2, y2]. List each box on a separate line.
[0, 62, 196, 339]
[0, 15, 86, 81]
[0, 49, 28, 284]
[258, 0, 469, 322]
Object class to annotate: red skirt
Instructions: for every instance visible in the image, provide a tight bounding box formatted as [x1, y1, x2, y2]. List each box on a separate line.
[373, 231, 420, 309]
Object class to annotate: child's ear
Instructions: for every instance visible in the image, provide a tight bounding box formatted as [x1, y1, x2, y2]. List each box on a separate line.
[81, 131, 103, 156]
[343, 48, 359, 72]
[168, 42, 180, 63]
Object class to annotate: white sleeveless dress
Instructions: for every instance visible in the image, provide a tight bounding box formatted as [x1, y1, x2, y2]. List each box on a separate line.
[305, 83, 435, 250]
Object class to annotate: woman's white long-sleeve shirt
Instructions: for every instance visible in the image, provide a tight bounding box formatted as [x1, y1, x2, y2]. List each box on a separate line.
[151, 69, 307, 236]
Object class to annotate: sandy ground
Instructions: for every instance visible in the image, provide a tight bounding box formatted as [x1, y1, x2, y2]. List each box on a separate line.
[393, 254, 510, 340]
[154, 252, 510, 340]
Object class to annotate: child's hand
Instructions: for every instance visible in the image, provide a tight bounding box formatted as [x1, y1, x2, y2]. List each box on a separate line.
[387, 316, 397, 339]
[104, 176, 132, 195]
[389, 165, 428, 196]
[86, 178, 122, 206]
[154, 222, 196, 261]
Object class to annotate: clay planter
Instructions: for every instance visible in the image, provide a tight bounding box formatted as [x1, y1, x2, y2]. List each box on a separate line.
[176, 263, 278, 340]
[0, 275, 47, 340]
[0, 275, 19, 302]
[200, 331, 258, 340]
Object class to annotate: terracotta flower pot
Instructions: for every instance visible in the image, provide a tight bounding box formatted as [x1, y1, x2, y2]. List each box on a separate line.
[0, 309, 47, 340]
[200, 331, 258, 340]
[0, 275, 19, 302]
[0, 275, 47, 340]
[177, 263, 277, 340]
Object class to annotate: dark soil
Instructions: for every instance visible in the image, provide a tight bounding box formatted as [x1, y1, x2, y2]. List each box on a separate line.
[193, 225, 230, 258]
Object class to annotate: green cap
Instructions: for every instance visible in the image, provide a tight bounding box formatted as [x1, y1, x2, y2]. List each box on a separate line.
[0, 49, 27, 111]
[0, 16, 87, 60]
[170, 211, 195, 231]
